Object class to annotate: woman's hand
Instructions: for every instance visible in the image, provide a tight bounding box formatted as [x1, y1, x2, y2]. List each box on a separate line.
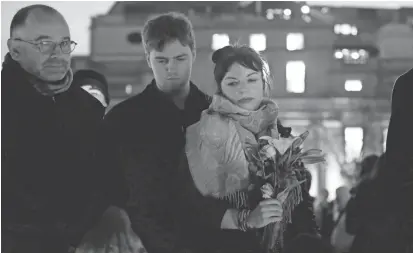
[247, 199, 283, 229]
[75, 206, 147, 253]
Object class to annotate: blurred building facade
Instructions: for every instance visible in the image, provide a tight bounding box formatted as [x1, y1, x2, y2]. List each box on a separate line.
[71, 1, 413, 199]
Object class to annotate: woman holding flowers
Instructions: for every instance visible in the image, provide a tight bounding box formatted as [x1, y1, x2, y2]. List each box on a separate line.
[185, 44, 322, 253]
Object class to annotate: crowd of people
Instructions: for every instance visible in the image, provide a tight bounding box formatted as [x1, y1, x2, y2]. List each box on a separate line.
[2, 4, 412, 253]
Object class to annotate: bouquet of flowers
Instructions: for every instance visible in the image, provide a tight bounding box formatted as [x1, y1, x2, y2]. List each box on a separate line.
[244, 130, 325, 253]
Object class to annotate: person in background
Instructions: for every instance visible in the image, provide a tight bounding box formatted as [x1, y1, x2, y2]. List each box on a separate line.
[357, 155, 379, 185]
[348, 68, 413, 253]
[315, 188, 334, 243]
[334, 186, 351, 219]
[330, 186, 353, 253]
[379, 67, 413, 252]
[346, 154, 390, 253]
[73, 69, 110, 113]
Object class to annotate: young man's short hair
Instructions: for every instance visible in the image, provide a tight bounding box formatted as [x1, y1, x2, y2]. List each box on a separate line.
[141, 12, 196, 55]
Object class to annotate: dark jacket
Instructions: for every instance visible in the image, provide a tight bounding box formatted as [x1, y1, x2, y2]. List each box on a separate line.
[384, 68, 413, 250]
[103, 80, 230, 253]
[346, 155, 410, 253]
[388, 69, 413, 248]
[384, 68, 413, 219]
[386, 68, 413, 165]
[349, 68, 413, 253]
[2, 54, 110, 252]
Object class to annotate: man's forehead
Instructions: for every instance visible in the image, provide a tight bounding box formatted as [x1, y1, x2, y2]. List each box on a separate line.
[152, 50, 190, 58]
[151, 40, 192, 57]
[14, 10, 70, 39]
[26, 9, 66, 24]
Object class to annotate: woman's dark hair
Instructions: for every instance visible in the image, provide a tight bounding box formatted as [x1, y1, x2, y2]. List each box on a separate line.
[212, 44, 272, 97]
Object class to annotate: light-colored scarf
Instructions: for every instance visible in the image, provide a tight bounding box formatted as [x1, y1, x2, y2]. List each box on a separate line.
[209, 95, 304, 252]
[29, 69, 73, 96]
[209, 94, 279, 138]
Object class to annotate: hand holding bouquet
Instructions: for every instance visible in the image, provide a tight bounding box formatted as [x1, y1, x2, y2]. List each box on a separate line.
[245, 130, 325, 253]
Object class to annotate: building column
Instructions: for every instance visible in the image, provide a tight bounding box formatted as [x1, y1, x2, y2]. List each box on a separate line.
[309, 119, 326, 194]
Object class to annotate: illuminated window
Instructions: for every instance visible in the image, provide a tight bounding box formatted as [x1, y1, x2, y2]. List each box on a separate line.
[286, 33, 304, 51]
[335, 51, 344, 59]
[334, 24, 358, 36]
[266, 9, 274, 20]
[266, 8, 289, 20]
[212, 34, 229, 50]
[125, 84, 133, 95]
[344, 127, 364, 162]
[250, 34, 266, 52]
[274, 8, 283, 15]
[334, 49, 369, 64]
[286, 61, 306, 93]
[345, 80, 363, 92]
[283, 8, 292, 20]
[383, 128, 388, 152]
[301, 5, 310, 14]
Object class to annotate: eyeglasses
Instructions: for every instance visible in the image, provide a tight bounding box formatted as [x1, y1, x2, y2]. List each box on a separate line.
[13, 38, 77, 54]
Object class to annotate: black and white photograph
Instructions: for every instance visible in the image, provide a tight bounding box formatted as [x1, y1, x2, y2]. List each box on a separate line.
[1, 1, 413, 253]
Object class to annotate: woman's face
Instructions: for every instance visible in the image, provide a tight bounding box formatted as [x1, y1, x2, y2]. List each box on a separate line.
[220, 63, 264, 111]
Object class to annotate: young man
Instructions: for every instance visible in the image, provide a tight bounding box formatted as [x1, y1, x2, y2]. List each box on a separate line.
[104, 12, 231, 253]
[2, 4, 122, 253]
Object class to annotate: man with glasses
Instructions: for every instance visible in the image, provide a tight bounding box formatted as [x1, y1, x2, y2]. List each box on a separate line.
[2, 4, 131, 253]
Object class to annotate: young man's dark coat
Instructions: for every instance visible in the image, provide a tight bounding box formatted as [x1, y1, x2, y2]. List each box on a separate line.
[103, 80, 230, 253]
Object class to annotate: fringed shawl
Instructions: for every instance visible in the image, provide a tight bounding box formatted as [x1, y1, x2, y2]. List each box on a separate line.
[185, 95, 304, 251]
[186, 94, 279, 198]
